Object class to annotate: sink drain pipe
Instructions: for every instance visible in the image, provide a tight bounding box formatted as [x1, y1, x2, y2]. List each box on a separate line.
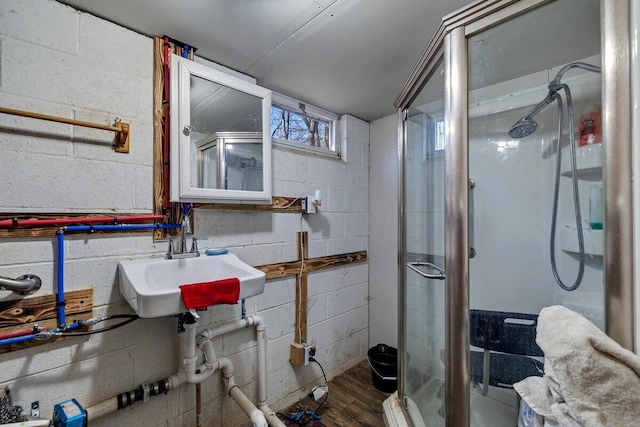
[84, 313, 284, 427]
[199, 315, 285, 427]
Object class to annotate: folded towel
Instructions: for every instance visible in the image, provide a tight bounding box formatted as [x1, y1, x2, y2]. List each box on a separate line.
[179, 278, 240, 310]
[514, 305, 640, 427]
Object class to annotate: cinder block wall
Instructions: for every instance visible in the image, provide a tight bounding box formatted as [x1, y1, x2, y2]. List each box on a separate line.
[0, 1, 370, 425]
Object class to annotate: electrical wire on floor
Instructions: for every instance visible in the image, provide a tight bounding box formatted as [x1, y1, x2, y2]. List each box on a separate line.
[276, 356, 329, 426]
[308, 356, 329, 415]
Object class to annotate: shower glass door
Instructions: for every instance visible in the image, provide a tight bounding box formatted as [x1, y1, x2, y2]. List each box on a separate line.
[401, 54, 446, 427]
[466, 0, 603, 425]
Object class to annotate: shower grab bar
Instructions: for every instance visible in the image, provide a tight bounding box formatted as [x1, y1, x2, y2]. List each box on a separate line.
[0, 274, 42, 294]
[406, 261, 445, 280]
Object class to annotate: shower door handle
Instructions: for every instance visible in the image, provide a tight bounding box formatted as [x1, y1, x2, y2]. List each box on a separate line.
[469, 179, 476, 259]
[406, 261, 445, 280]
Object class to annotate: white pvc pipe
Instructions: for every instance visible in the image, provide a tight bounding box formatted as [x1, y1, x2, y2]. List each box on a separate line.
[260, 404, 286, 427]
[256, 328, 267, 407]
[218, 357, 235, 380]
[229, 386, 268, 427]
[1, 421, 49, 427]
[217, 356, 267, 427]
[86, 314, 283, 426]
[198, 337, 219, 368]
[202, 317, 252, 339]
[251, 318, 285, 427]
[203, 315, 283, 427]
[179, 320, 216, 384]
[86, 397, 118, 421]
[167, 374, 183, 390]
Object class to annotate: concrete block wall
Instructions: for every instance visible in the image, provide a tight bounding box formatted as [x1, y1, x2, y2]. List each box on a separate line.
[0, 1, 370, 426]
[369, 114, 398, 349]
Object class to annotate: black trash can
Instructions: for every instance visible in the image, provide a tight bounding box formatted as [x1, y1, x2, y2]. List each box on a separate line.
[367, 343, 398, 393]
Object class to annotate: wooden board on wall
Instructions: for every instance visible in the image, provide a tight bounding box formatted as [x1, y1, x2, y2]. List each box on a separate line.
[0, 213, 160, 238]
[257, 250, 368, 280]
[0, 289, 93, 354]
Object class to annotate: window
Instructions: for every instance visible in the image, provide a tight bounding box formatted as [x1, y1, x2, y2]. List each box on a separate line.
[270, 93, 339, 156]
[408, 112, 444, 160]
[434, 119, 445, 152]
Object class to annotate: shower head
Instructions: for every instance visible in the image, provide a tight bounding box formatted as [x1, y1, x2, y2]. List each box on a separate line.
[508, 118, 538, 139]
[507, 62, 602, 139]
[508, 92, 557, 138]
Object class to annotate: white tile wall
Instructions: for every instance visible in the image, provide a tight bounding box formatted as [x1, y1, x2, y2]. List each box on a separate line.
[0, 1, 370, 425]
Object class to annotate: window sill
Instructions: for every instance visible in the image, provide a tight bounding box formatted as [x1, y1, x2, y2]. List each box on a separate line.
[273, 138, 342, 160]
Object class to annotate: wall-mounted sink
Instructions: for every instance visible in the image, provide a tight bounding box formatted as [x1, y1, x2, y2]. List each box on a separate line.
[118, 253, 266, 318]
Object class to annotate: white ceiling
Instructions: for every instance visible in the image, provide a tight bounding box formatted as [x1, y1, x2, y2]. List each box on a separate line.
[58, 0, 473, 122]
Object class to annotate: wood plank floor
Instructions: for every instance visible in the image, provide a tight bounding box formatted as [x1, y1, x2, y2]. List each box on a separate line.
[278, 360, 391, 427]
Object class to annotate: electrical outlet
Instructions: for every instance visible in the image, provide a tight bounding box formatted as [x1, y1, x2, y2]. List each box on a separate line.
[301, 191, 322, 214]
[31, 401, 40, 418]
[291, 341, 316, 366]
[301, 196, 316, 214]
[303, 344, 312, 366]
[303, 341, 316, 366]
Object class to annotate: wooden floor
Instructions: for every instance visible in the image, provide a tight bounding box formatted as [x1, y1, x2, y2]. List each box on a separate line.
[279, 360, 391, 427]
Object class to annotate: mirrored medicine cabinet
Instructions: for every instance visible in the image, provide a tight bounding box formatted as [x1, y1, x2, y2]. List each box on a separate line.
[170, 54, 272, 204]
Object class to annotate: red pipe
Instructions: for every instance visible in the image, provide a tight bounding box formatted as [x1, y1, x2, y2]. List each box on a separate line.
[0, 327, 41, 340]
[163, 36, 172, 211]
[0, 215, 163, 228]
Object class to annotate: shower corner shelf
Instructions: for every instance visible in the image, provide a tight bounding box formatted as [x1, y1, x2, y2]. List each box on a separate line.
[561, 143, 602, 181]
[560, 227, 603, 256]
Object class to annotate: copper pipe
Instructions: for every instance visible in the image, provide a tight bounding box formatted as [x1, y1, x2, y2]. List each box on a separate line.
[0, 106, 130, 153]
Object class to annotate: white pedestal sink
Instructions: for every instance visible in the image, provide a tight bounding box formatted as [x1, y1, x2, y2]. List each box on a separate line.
[118, 253, 266, 318]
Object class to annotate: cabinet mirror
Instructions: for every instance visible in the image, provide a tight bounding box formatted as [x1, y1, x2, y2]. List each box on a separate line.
[170, 54, 272, 203]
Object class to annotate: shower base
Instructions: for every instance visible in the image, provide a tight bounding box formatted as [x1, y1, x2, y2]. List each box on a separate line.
[383, 379, 517, 427]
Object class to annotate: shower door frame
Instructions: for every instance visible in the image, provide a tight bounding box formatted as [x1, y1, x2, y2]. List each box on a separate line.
[395, 1, 634, 426]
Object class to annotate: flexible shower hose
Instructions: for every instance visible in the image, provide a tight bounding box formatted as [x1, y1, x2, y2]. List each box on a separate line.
[549, 85, 585, 291]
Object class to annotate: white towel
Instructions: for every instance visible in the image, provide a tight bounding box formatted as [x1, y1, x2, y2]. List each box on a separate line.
[514, 305, 640, 427]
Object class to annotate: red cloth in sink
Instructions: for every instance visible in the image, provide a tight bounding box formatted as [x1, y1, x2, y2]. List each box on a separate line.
[179, 278, 240, 310]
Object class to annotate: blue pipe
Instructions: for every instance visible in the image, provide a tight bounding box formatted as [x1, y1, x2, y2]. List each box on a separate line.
[0, 334, 38, 346]
[0, 321, 81, 347]
[57, 231, 66, 327]
[2, 223, 181, 347]
[64, 223, 180, 232]
[55, 224, 179, 327]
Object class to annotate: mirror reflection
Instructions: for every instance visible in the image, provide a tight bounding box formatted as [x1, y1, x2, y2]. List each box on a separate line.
[189, 75, 263, 191]
[195, 132, 263, 191]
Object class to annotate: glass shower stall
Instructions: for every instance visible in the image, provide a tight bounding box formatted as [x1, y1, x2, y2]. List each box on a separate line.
[392, 0, 634, 426]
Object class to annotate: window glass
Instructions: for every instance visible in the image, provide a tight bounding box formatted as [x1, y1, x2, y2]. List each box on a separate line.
[270, 95, 338, 155]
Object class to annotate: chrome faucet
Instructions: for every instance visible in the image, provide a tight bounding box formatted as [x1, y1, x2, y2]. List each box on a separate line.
[180, 216, 189, 254]
[166, 217, 200, 259]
